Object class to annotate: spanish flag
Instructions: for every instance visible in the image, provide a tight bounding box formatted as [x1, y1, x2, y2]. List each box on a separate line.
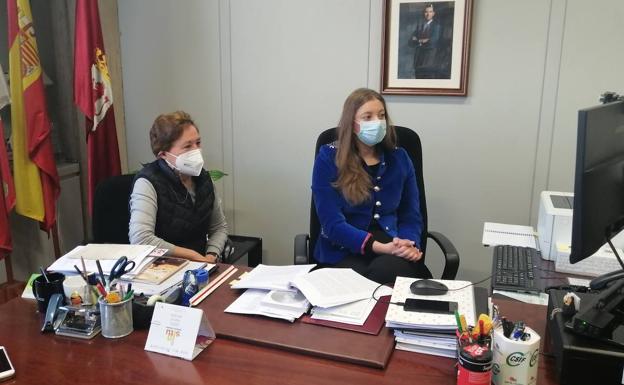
[8, 0, 60, 231]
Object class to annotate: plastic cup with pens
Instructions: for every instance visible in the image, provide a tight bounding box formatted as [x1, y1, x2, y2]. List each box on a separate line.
[491, 318, 540, 385]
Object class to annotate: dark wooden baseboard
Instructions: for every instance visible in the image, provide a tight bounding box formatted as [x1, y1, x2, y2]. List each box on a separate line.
[0, 281, 26, 305]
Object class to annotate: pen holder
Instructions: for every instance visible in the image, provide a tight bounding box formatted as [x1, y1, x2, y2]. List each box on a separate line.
[456, 330, 493, 385]
[98, 296, 134, 338]
[491, 326, 540, 385]
[132, 297, 155, 330]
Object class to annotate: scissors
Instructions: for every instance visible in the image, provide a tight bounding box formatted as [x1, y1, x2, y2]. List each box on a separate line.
[109, 256, 136, 283]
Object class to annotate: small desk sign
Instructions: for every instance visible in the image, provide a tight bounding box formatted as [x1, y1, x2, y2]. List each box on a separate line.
[144, 302, 215, 361]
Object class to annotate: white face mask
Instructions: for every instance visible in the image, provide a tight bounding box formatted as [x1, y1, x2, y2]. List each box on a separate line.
[165, 149, 204, 176]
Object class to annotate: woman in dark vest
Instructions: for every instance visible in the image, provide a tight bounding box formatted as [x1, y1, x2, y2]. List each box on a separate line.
[129, 111, 228, 262]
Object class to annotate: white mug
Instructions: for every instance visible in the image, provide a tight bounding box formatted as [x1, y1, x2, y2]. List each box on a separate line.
[62, 275, 88, 305]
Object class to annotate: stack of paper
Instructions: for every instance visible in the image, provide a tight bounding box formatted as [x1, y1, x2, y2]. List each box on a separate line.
[226, 265, 383, 323]
[225, 289, 310, 322]
[310, 286, 392, 326]
[291, 268, 380, 308]
[47, 244, 156, 276]
[226, 264, 315, 321]
[393, 329, 458, 358]
[385, 277, 476, 358]
[231, 264, 316, 291]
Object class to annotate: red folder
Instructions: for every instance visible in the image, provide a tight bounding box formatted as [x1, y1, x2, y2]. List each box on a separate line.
[301, 295, 390, 335]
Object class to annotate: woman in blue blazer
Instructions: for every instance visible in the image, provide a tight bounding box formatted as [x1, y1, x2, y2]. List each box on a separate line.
[312, 88, 432, 284]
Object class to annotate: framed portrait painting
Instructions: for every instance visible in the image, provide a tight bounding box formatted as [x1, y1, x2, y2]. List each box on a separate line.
[381, 0, 473, 96]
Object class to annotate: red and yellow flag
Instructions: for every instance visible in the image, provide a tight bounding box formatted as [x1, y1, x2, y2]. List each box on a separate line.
[74, 0, 121, 212]
[8, 0, 60, 231]
[0, 118, 15, 257]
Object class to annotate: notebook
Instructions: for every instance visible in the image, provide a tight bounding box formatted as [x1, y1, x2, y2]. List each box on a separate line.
[385, 277, 476, 330]
[482, 222, 538, 249]
[132, 256, 189, 284]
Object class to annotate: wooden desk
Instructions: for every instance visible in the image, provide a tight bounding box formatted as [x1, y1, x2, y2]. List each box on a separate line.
[0, 288, 559, 384]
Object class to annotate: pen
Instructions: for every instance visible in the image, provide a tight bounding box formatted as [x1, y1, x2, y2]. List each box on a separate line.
[73, 265, 88, 283]
[502, 317, 513, 338]
[39, 266, 50, 283]
[80, 256, 88, 278]
[123, 290, 134, 301]
[96, 259, 106, 288]
[511, 321, 525, 340]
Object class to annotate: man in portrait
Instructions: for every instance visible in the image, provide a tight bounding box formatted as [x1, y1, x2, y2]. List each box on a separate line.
[408, 3, 441, 79]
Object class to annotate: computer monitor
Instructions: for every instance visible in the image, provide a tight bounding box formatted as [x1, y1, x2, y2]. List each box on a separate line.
[570, 99, 624, 264]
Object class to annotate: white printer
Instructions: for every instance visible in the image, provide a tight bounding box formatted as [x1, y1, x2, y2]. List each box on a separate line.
[537, 191, 573, 260]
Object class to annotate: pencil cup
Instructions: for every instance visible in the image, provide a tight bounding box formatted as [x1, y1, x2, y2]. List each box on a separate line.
[98, 296, 134, 338]
[491, 326, 540, 385]
[456, 341, 492, 385]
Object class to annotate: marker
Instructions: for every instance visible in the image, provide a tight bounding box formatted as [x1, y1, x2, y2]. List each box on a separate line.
[479, 319, 485, 339]
[455, 310, 463, 333]
[96, 282, 107, 297]
[459, 314, 468, 334]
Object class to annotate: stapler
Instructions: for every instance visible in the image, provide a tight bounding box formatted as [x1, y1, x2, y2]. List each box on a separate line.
[41, 293, 64, 333]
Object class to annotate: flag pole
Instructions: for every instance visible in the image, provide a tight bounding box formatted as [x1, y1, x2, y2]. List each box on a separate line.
[51, 223, 61, 259]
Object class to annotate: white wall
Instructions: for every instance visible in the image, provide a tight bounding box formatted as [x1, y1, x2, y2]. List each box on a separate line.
[118, 0, 624, 283]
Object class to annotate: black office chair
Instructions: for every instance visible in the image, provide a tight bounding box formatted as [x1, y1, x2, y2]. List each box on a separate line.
[92, 174, 136, 244]
[91, 173, 242, 262]
[294, 126, 460, 279]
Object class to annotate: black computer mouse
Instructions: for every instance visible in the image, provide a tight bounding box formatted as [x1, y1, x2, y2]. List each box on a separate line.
[409, 279, 449, 296]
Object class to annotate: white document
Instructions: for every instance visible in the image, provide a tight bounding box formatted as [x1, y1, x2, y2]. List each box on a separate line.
[224, 289, 306, 322]
[145, 302, 215, 361]
[260, 290, 310, 313]
[311, 285, 393, 325]
[493, 289, 549, 306]
[230, 264, 315, 292]
[395, 342, 456, 358]
[385, 277, 475, 330]
[291, 268, 380, 308]
[567, 277, 591, 287]
[394, 330, 456, 345]
[482, 222, 538, 249]
[47, 244, 155, 275]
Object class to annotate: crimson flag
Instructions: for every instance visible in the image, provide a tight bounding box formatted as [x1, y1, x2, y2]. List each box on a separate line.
[74, 0, 121, 212]
[0, 118, 15, 257]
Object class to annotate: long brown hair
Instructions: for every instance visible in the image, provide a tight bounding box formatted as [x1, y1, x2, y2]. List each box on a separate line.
[333, 88, 396, 205]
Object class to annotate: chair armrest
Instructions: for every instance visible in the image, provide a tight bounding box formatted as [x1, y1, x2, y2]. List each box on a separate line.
[294, 234, 310, 265]
[427, 231, 460, 280]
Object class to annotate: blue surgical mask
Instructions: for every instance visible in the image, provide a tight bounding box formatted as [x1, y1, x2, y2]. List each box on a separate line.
[356, 120, 387, 146]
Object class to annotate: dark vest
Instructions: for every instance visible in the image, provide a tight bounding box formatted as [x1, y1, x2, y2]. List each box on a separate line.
[134, 159, 215, 255]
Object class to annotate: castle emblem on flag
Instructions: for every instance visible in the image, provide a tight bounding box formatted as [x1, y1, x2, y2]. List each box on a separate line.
[91, 47, 113, 131]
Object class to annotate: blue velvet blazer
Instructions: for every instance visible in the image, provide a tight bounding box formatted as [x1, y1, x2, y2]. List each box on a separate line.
[311, 143, 424, 264]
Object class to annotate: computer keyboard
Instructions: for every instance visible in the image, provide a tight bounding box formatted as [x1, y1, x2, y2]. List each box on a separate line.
[491, 245, 541, 293]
